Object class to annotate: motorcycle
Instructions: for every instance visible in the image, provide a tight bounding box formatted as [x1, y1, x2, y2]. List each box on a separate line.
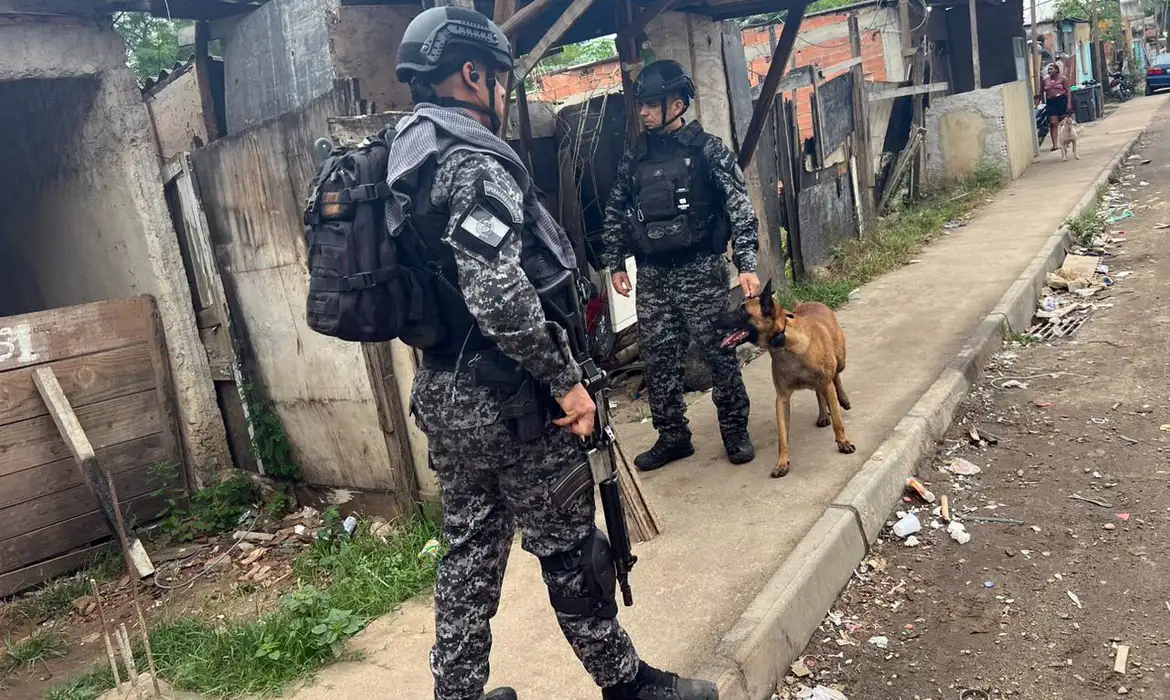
[1036, 101, 1049, 144]
[1109, 71, 1136, 101]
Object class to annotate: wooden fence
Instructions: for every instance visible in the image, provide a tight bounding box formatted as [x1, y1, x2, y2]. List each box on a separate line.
[0, 297, 183, 596]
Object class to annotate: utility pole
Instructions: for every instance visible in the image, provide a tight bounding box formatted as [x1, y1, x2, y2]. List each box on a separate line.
[1030, 0, 1040, 95]
[1091, 0, 1105, 85]
[969, 0, 981, 89]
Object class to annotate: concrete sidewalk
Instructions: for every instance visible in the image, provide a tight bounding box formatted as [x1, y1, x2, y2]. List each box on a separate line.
[286, 96, 1168, 700]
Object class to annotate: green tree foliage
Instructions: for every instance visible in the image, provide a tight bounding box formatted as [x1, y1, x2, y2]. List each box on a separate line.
[539, 36, 618, 72]
[113, 12, 193, 80]
[1055, 0, 1124, 43]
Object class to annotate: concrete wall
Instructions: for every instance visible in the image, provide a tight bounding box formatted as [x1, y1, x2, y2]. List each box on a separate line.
[330, 4, 418, 113]
[221, 0, 418, 133]
[146, 64, 209, 161]
[222, 0, 340, 133]
[1001, 80, 1033, 179]
[0, 17, 232, 484]
[924, 80, 1033, 184]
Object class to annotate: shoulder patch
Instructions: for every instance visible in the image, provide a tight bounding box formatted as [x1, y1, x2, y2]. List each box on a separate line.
[480, 176, 523, 225]
[452, 204, 514, 261]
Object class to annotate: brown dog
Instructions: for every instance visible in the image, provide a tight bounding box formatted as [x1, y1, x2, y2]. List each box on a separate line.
[719, 280, 855, 477]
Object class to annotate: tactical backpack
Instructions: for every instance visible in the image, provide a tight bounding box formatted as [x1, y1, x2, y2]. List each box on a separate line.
[303, 127, 437, 346]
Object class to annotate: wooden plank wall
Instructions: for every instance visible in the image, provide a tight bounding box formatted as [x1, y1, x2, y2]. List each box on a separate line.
[0, 296, 182, 597]
[190, 80, 418, 516]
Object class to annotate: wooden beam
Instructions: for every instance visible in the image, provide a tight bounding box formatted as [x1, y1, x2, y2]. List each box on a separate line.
[969, 0, 981, 88]
[738, 4, 807, 170]
[750, 65, 815, 101]
[194, 21, 221, 143]
[848, 13, 874, 225]
[32, 368, 155, 579]
[617, 0, 682, 43]
[616, 0, 642, 148]
[493, 0, 517, 23]
[515, 0, 599, 80]
[501, 0, 554, 37]
[867, 81, 948, 101]
[515, 79, 536, 173]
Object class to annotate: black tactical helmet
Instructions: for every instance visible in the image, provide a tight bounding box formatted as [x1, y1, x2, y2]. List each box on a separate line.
[396, 6, 513, 84]
[634, 59, 696, 104]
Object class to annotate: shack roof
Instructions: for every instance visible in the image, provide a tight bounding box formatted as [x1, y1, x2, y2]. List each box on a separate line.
[503, 0, 816, 55]
[0, 0, 262, 20]
[5, 0, 815, 56]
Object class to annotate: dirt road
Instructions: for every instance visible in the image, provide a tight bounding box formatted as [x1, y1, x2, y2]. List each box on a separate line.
[784, 106, 1170, 700]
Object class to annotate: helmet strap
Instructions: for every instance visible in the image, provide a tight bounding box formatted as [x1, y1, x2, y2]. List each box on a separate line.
[648, 96, 688, 133]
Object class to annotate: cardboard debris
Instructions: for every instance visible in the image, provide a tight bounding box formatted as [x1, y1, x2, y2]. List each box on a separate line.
[1047, 255, 1101, 291]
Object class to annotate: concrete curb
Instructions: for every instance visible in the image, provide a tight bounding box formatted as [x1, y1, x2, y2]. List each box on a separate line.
[703, 131, 1145, 699]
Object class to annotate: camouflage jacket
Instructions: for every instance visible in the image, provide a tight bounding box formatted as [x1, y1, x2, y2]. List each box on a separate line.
[421, 149, 583, 408]
[601, 121, 759, 273]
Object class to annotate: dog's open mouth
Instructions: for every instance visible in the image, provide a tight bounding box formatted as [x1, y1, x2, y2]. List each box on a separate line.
[720, 330, 750, 349]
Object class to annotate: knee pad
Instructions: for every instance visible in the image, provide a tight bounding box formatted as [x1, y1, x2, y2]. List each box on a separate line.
[538, 529, 618, 619]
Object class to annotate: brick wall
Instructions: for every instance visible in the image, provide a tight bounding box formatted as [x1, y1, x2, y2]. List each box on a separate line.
[533, 59, 623, 102]
[532, 6, 899, 140]
[742, 11, 894, 137]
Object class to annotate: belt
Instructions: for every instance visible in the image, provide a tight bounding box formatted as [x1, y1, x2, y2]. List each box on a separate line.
[420, 348, 522, 383]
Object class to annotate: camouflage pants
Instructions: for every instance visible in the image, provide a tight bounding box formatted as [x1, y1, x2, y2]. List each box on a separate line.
[635, 253, 750, 444]
[411, 370, 641, 700]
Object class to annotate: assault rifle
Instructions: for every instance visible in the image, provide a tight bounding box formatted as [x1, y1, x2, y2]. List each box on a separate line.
[537, 270, 638, 607]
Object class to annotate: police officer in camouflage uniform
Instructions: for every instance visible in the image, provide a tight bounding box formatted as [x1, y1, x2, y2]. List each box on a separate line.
[388, 8, 718, 700]
[602, 60, 760, 472]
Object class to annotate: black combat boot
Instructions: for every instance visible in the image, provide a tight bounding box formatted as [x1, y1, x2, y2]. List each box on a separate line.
[482, 689, 517, 700]
[602, 662, 718, 700]
[634, 436, 695, 472]
[723, 432, 755, 465]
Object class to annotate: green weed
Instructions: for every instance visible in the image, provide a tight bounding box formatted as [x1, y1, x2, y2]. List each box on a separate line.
[243, 385, 301, 482]
[44, 666, 114, 700]
[777, 167, 1005, 309]
[1066, 207, 1106, 248]
[1, 629, 67, 676]
[3, 577, 88, 624]
[67, 517, 444, 697]
[154, 469, 257, 542]
[1000, 321, 1041, 346]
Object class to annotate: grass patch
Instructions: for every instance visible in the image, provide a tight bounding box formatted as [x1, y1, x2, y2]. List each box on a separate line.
[45, 515, 442, 699]
[776, 163, 1007, 310]
[2, 577, 89, 624]
[45, 669, 114, 700]
[1, 629, 67, 677]
[155, 470, 258, 542]
[1066, 205, 1107, 249]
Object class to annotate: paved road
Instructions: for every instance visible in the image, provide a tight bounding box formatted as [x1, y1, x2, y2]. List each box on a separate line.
[786, 99, 1170, 699]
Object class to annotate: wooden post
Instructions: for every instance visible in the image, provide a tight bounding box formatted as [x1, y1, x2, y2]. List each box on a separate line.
[493, 0, 516, 24]
[1030, 0, 1040, 95]
[969, 0, 982, 89]
[515, 79, 536, 173]
[738, 4, 808, 169]
[616, 0, 642, 148]
[501, 0, 554, 37]
[1092, 0, 1105, 85]
[848, 13, 874, 225]
[514, 0, 599, 80]
[899, 0, 913, 58]
[909, 42, 926, 199]
[194, 21, 221, 142]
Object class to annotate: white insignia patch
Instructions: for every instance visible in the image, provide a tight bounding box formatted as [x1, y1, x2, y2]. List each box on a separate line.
[483, 180, 523, 224]
[460, 205, 511, 248]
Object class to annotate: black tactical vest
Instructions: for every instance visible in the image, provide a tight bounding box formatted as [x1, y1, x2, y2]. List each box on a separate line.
[628, 124, 727, 265]
[402, 156, 571, 367]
